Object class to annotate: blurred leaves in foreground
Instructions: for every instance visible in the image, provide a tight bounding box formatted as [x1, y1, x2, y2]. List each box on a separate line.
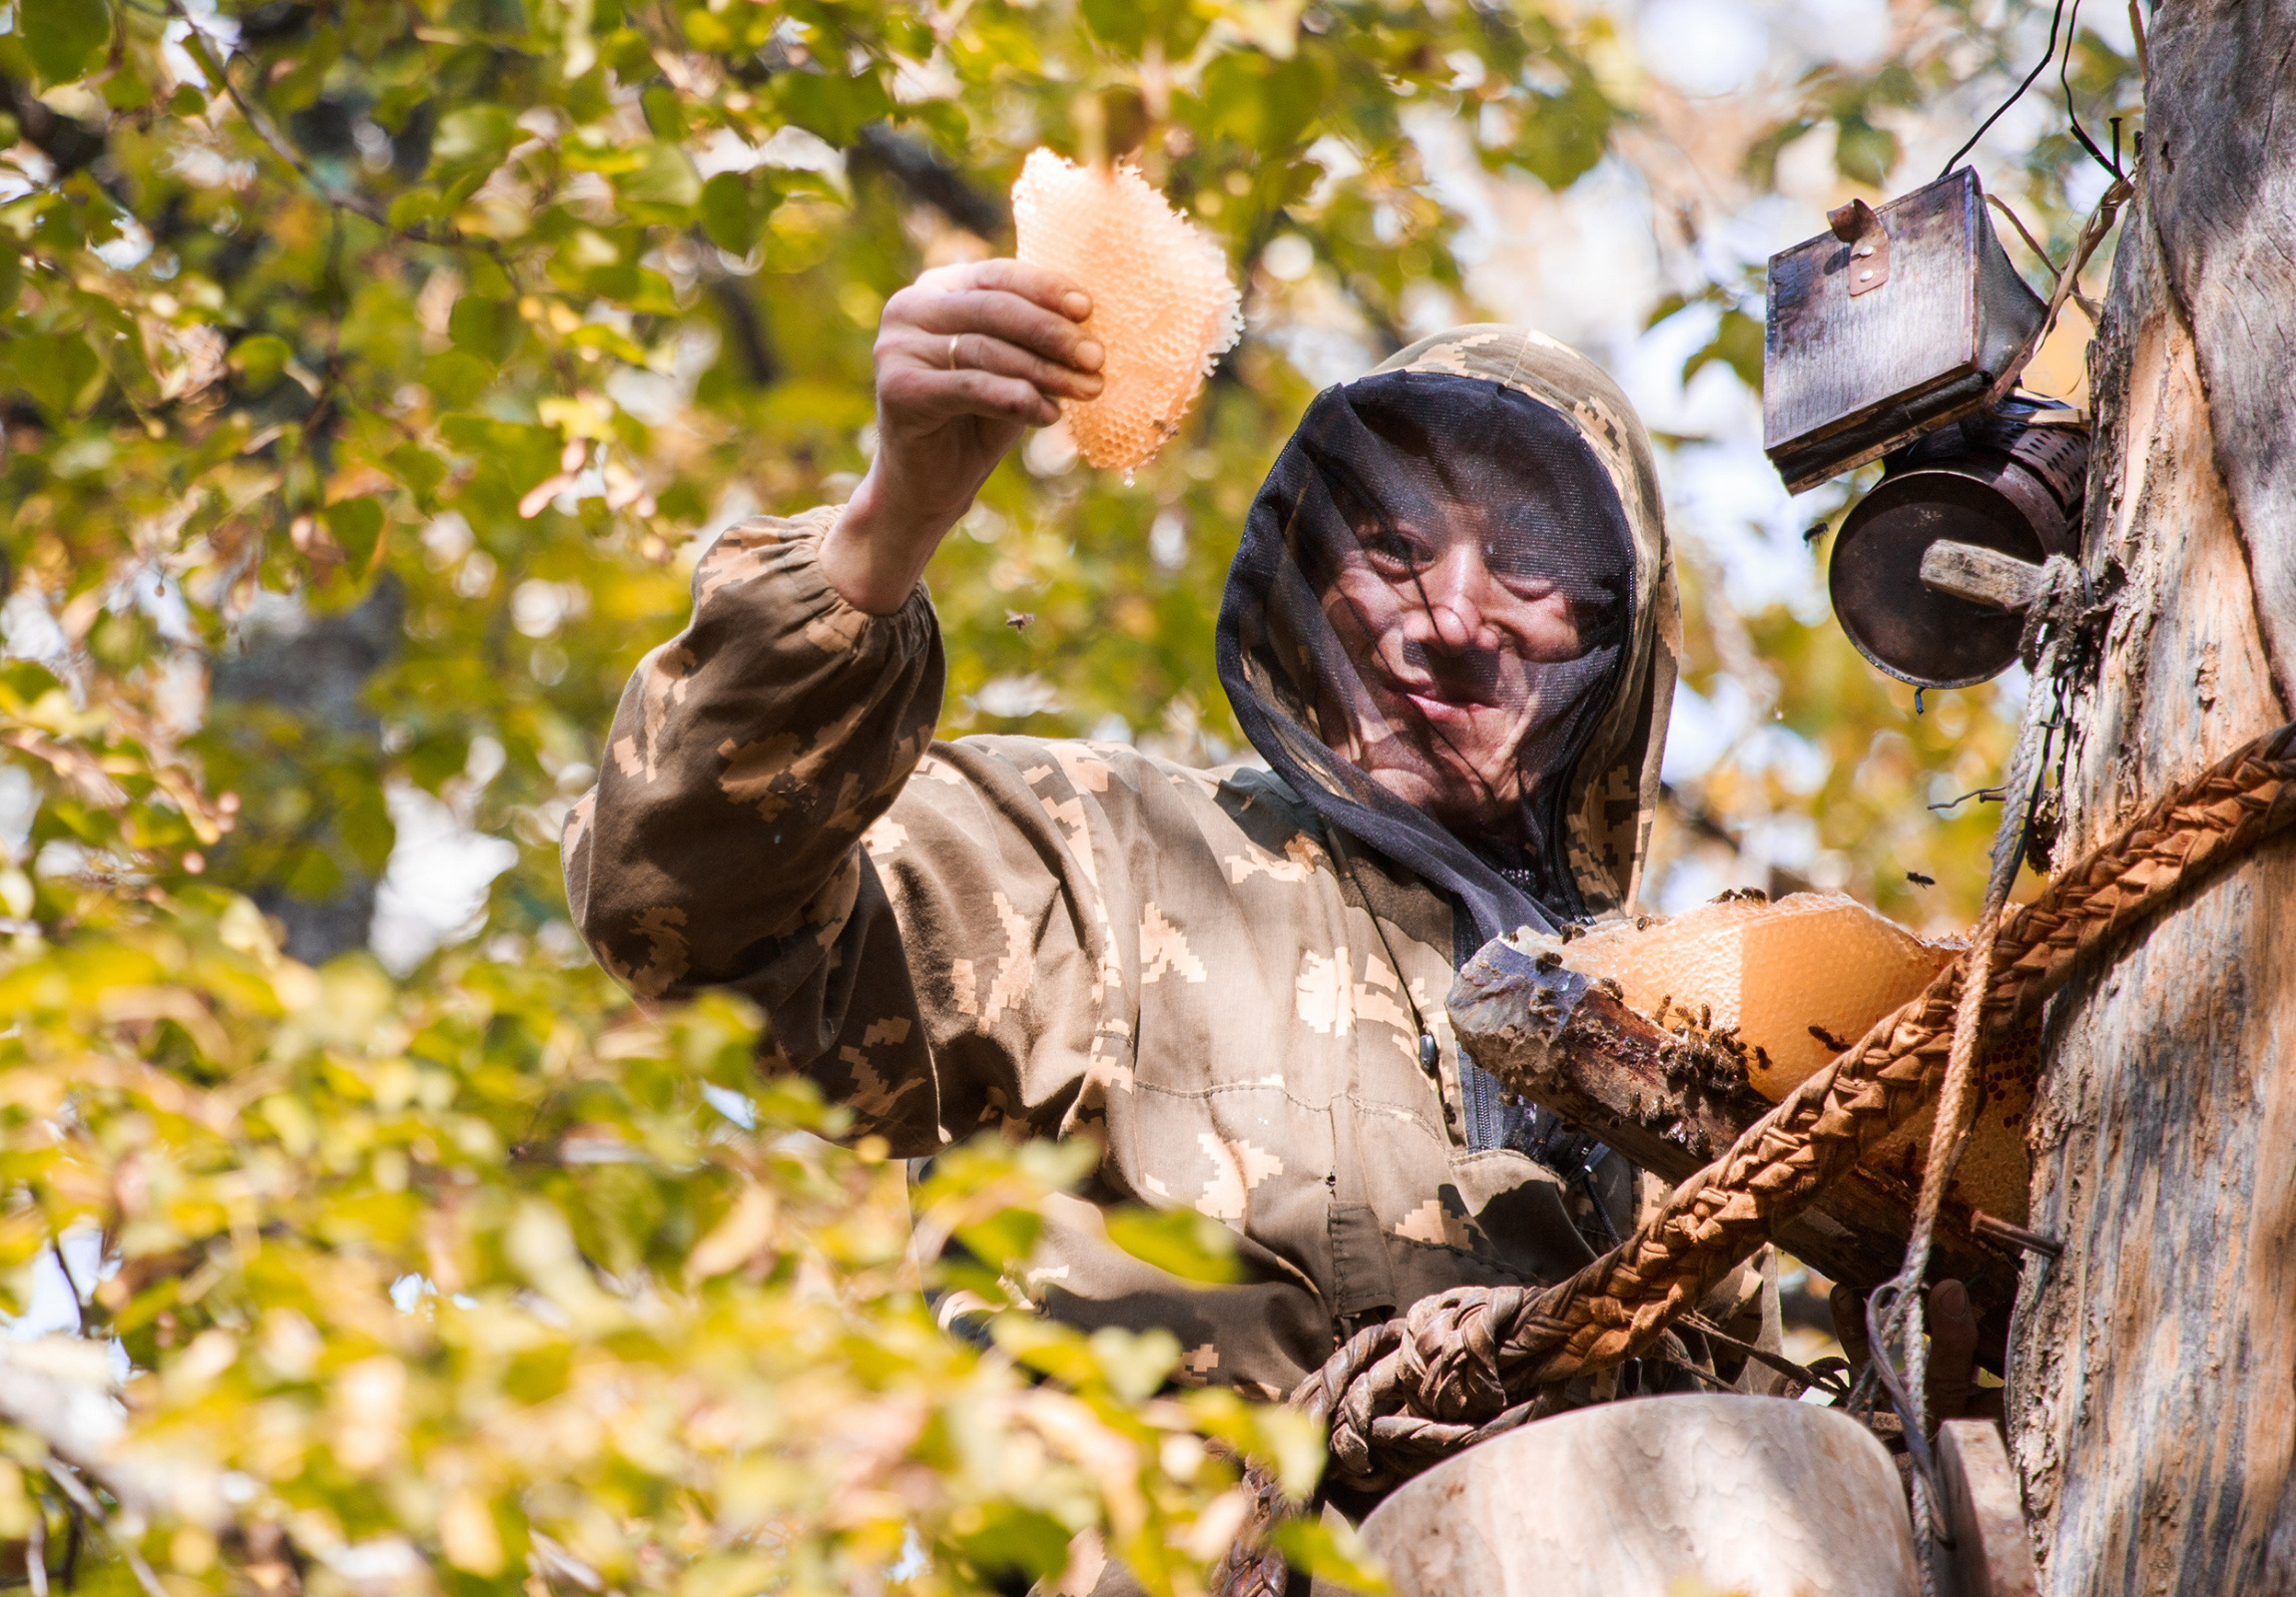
[0, 893, 1337, 1596]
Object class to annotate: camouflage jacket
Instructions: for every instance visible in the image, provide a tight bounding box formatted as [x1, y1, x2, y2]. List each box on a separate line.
[564, 329, 1742, 1403]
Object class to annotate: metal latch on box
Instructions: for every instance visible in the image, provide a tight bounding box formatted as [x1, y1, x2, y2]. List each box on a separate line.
[1829, 199, 1891, 295]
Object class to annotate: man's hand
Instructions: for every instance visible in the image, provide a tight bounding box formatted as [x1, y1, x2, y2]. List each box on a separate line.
[823, 260, 1103, 613]
[1832, 1278, 2004, 1426]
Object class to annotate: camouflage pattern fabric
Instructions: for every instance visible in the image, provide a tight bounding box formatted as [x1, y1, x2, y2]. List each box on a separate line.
[565, 329, 1717, 1403]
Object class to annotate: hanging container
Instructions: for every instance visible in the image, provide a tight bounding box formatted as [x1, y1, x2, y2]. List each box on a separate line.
[1828, 396, 2088, 688]
[1763, 168, 2047, 494]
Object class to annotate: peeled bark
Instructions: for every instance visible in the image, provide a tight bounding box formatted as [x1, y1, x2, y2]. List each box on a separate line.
[2007, 4, 2296, 1589]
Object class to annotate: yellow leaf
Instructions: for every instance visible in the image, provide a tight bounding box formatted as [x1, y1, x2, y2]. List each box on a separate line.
[439, 1489, 503, 1574]
[687, 1183, 778, 1283]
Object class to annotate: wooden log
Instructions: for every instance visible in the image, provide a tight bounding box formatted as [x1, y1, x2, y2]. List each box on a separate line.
[1446, 942, 1771, 1174]
[2005, 6, 2296, 1588]
[1449, 938, 2023, 1357]
[1352, 1394, 1918, 1597]
[1938, 1419, 2040, 1597]
[1920, 539, 2046, 613]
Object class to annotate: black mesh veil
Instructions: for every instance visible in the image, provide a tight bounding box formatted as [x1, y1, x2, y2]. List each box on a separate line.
[1218, 367, 1639, 945]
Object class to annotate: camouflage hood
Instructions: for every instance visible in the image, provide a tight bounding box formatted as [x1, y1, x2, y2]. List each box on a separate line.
[1216, 326, 1678, 941]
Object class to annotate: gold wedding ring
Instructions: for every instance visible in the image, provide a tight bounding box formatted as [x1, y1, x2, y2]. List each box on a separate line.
[946, 333, 960, 370]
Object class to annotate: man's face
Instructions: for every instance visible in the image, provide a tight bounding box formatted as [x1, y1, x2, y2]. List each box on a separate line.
[1315, 493, 1596, 836]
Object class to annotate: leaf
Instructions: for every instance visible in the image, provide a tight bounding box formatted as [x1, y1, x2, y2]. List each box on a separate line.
[1509, 76, 1615, 190]
[1103, 1206, 1241, 1284]
[1197, 50, 1331, 155]
[1682, 307, 1764, 392]
[952, 1206, 1043, 1270]
[19, 0, 110, 88]
[700, 172, 765, 255]
[1834, 112, 1900, 188]
[429, 105, 516, 177]
[5, 331, 104, 421]
[1270, 1515, 1389, 1594]
[1089, 1325, 1180, 1402]
[773, 69, 896, 148]
[321, 498, 386, 574]
[447, 295, 526, 364]
[231, 334, 293, 393]
[614, 143, 703, 217]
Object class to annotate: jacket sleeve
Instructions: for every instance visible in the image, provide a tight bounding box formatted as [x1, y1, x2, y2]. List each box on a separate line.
[563, 507, 1125, 1158]
[562, 509, 952, 1124]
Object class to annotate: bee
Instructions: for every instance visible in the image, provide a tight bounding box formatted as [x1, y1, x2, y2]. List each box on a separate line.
[1005, 610, 1035, 632]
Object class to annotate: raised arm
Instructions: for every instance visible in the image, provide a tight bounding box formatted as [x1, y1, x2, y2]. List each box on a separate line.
[825, 260, 1102, 610]
[564, 261, 1102, 1005]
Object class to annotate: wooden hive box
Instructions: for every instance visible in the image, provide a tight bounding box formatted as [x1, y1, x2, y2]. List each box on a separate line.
[1764, 169, 2046, 493]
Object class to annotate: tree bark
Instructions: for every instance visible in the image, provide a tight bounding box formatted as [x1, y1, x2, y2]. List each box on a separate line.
[2008, 4, 2296, 1589]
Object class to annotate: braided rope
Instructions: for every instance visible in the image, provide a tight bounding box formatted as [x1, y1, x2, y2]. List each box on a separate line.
[1878, 554, 2087, 1592]
[1215, 724, 2296, 1597]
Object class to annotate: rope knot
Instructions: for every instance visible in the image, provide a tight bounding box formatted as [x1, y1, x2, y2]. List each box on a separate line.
[1395, 1285, 1525, 1422]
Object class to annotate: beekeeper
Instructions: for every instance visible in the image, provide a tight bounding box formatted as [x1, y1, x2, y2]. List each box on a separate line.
[563, 258, 1766, 1407]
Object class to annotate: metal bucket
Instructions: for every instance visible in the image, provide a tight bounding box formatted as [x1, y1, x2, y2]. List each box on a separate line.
[1827, 398, 2088, 689]
[1353, 1395, 1917, 1597]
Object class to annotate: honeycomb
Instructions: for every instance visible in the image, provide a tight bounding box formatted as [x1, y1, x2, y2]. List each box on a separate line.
[1011, 150, 1244, 472]
[1557, 892, 1963, 1100]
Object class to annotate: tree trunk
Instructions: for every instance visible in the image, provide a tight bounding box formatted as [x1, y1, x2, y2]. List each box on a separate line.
[2007, 3, 2296, 1590]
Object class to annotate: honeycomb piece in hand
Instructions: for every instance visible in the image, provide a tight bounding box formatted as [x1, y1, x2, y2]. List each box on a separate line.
[1011, 150, 1244, 472]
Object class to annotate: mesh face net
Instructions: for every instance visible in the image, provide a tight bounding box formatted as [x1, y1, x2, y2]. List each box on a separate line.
[1218, 370, 1638, 943]
[1011, 151, 1244, 471]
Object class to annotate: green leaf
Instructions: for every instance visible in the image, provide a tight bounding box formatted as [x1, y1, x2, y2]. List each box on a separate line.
[1103, 1206, 1241, 1284]
[19, 0, 110, 88]
[448, 295, 526, 364]
[231, 334, 294, 393]
[639, 85, 689, 142]
[5, 331, 104, 421]
[1089, 1325, 1180, 1402]
[699, 171, 766, 255]
[385, 441, 448, 503]
[773, 69, 895, 148]
[613, 142, 703, 217]
[1682, 308, 1764, 392]
[1835, 112, 1900, 188]
[1196, 50, 1330, 155]
[952, 1206, 1043, 1270]
[321, 498, 386, 573]
[1509, 77, 1615, 190]
[1270, 1515, 1389, 1594]
[429, 105, 517, 176]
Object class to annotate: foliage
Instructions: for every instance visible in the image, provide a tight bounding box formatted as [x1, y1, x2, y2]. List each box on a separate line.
[0, 897, 1332, 1596]
[0, 0, 2141, 1588]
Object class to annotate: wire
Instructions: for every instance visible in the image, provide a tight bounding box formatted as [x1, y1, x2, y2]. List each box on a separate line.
[1939, 0, 2073, 180]
[2057, 0, 2123, 178]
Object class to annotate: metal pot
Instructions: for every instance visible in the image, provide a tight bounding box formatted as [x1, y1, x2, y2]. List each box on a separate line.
[1827, 397, 2088, 689]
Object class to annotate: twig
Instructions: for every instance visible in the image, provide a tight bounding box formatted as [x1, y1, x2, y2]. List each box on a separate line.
[47, 1242, 85, 1333]
[1986, 193, 2103, 320]
[1985, 172, 2134, 407]
[166, 1, 489, 260]
[25, 1479, 46, 1597]
[1987, 193, 2059, 274]
[42, 1467, 168, 1597]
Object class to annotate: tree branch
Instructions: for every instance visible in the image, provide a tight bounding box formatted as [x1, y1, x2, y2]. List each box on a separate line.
[851, 124, 1007, 238]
